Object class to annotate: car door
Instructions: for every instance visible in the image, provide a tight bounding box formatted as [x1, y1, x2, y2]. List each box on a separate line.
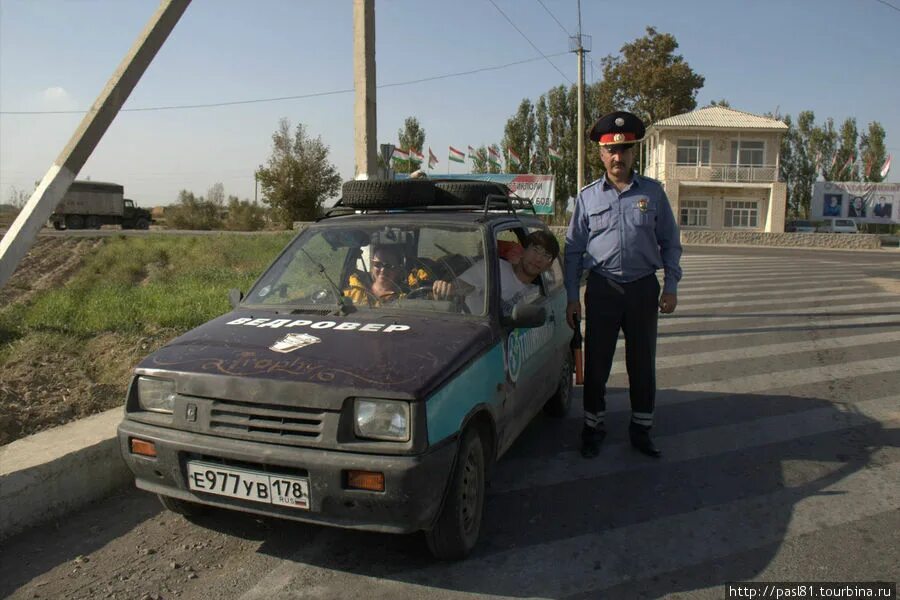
[493, 224, 556, 454]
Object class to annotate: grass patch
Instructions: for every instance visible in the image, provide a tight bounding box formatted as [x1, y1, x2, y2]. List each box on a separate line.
[0, 233, 294, 338]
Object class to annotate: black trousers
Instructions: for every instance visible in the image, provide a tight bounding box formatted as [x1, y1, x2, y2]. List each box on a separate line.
[583, 272, 659, 432]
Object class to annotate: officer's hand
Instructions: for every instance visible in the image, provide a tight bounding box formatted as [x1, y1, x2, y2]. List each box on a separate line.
[659, 292, 677, 314]
[432, 280, 454, 300]
[566, 301, 582, 330]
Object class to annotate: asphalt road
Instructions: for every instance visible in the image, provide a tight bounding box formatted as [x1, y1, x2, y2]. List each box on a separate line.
[2, 246, 899, 600]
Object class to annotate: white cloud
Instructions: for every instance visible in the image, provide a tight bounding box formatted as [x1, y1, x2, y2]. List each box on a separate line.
[37, 86, 76, 110]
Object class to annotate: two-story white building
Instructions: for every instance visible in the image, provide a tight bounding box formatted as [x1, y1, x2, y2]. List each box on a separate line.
[641, 106, 788, 232]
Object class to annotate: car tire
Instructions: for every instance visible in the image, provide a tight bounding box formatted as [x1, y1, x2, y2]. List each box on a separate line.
[434, 182, 507, 206]
[65, 215, 84, 230]
[543, 351, 573, 417]
[157, 494, 207, 517]
[52, 221, 64, 230]
[341, 180, 435, 209]
[85, 216, 101, 229]
[425, 427, 485, 560]
[135, 218, 150, 230]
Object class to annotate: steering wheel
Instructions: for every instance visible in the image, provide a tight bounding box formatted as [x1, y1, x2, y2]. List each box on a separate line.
[405, 283, 434, 300]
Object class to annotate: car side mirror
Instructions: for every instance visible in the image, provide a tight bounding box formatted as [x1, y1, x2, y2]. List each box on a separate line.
[501, 304, 546, 329]
[228, 288, 244, 308]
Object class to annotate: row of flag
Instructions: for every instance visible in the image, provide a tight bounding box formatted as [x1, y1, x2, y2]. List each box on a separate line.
[391, 144, 565, 170]
[814, 152, 892, 179]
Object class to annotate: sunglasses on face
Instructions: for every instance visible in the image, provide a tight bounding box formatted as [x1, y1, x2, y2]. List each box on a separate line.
[371, 261, 400, 271]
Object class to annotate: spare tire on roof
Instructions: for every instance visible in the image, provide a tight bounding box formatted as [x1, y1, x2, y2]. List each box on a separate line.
[341, 180, 435, 209]
[434, 181, 509, 206]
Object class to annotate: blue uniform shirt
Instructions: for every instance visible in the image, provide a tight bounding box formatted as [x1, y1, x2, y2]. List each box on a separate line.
[564, 172, 683, 301]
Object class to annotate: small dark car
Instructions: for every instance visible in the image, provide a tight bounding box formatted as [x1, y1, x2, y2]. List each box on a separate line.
[117, 180, 573, 559]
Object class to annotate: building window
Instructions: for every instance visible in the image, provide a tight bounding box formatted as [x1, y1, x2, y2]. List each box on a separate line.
[680, 199, 709, 227]
[676, 139, 711, 165]
[724, 200, 759, 228]
[730, 141, 765, 166]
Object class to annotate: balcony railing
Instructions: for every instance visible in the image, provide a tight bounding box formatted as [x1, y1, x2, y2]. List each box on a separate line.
[657, 163, 779, 183]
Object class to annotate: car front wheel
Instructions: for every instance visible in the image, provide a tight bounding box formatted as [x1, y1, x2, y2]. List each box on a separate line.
[543, 351, 574, 417]
[158, 494, 207, 517]
[425, 427, 485, 560]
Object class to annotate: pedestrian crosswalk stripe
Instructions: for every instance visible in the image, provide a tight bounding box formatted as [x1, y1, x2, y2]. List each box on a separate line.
[498, 395, 897, 494]
[677, 291, 895, 311]
[610, 330, 900, 375]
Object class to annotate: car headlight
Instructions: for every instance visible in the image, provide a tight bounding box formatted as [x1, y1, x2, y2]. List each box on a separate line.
[354, 398, 410, 441]
[137, 376, 176, 414]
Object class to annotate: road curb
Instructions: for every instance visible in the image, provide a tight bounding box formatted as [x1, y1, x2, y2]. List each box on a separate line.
[0, 407, 130, 540]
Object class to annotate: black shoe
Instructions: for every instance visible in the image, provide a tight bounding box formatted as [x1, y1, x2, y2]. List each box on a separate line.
[630, 430, 662, 458]
[580, 425, 606, 458]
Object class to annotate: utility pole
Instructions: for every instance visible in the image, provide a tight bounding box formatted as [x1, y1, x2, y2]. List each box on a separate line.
[0, 0, 191, 291]
[570, 0, 591, 192]
[353, 0, 377, 180]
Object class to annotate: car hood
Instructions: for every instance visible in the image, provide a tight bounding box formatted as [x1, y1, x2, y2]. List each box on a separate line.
[137, 309, 496, 401]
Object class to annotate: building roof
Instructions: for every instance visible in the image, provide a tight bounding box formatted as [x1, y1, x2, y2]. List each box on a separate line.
[649, 106, 788, 131]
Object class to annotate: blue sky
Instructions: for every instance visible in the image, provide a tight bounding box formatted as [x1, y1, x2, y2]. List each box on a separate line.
[1, 0, 898, 207]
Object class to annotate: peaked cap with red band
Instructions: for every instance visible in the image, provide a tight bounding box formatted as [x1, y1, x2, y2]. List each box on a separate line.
[589, 110, 646, 146]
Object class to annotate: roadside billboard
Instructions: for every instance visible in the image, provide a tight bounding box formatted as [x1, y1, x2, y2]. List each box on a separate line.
[812, 181, 899, 224]
[405, 174, 556, 215]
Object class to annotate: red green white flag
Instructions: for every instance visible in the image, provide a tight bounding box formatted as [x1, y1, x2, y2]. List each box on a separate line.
[549, 147, 562, 162]
[428, 147, 438, 169]
[880, 154, 892, 179]
[507, 147, 521, 169]
[409, 148, 424, 164]
[488, 145, 502, 167]
[449, 146, 465, 163]
[391, 147, 409, 163]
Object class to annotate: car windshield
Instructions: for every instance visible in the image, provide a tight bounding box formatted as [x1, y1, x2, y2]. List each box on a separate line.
[244, 221, 486, 315]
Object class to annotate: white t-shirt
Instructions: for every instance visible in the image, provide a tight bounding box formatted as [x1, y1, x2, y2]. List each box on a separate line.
[458, 259, 539, 315]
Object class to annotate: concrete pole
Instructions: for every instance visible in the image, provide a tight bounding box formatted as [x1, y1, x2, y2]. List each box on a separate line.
[0, 0, 191, 291]
[576, 47, 584, 192]
[353, 0, 377, 180]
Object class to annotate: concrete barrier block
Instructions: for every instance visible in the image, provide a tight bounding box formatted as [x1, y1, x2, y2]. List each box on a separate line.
[0, 407, 131, 540]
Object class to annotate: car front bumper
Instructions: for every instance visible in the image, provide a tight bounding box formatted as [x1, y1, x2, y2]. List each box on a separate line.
[118, 419, 457, 534]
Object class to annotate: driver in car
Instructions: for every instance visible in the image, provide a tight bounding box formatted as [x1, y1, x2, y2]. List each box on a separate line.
[345, 245, 410, 306]
[432, 231, 559, 315]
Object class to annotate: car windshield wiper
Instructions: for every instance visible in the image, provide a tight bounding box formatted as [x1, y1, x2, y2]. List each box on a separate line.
[297, 247, 356, 316]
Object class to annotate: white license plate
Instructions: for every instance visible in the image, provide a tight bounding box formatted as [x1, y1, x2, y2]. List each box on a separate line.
[186, 461, 310, 509]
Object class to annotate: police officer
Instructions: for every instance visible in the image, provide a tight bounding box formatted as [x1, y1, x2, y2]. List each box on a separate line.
[564, 111, 683, 459]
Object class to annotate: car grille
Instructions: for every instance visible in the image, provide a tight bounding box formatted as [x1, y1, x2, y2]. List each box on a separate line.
[208, 398, 327, 443]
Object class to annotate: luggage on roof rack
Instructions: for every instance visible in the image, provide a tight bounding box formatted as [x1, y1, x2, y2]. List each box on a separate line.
[328, 179, 535, 217]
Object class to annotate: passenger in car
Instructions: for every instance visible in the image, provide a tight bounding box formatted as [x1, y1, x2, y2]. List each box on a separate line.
[344, 245, 409, 305]
[432, 231, 559, 315]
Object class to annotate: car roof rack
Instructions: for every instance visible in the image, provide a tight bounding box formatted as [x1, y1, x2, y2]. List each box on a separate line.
[321, 186, 537, 219]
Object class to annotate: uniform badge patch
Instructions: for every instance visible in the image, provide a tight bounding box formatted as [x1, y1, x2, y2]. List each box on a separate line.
[615, 117, 625, 126]
[638, 198, 648, 213]
[270, 333, 321, 353]
[613, 133, 624, 142]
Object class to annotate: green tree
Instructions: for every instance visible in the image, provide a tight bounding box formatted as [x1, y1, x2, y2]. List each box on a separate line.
[834, 118, 859, 181]
[707, 99, 731, 107]
[396, 117, 426, 174]
[255, 118, 341, 227]
[598, 26, 705, 124]
[502, 99, 536, 174]
[470, 145, 490, 174]
[223, 195, 267, 231]
[859, 121, 887, 182]
[534, 95, 550, 173]
[167, 190, 223, 230]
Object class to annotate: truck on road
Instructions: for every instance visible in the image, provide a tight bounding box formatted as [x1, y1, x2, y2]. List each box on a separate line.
[49, 180, 152, 230]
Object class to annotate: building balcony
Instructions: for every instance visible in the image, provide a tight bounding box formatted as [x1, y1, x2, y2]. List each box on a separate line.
[654, 163, 779, 184]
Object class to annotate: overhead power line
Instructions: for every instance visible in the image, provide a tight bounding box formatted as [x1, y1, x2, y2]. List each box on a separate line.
[0, 51, 569, 115]
[536, 0, 571, 36]
[486, 0, 573, 84]
[872, 0, 900, 12]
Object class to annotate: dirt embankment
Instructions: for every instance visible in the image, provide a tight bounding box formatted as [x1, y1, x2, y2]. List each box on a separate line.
[0, 237, 175, 445]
